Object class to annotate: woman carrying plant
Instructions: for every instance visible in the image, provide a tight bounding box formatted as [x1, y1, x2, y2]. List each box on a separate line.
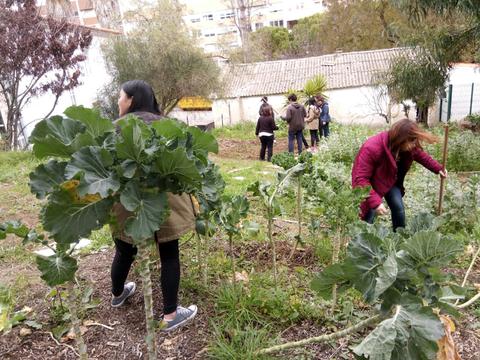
[256, 104, 278, 161]
[305, 97, 320, 148]
[352, 119, 447, 231]
[110, 80, 197, 331]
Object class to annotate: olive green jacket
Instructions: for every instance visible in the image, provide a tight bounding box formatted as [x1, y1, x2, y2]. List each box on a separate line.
[111, 112, 196, 244]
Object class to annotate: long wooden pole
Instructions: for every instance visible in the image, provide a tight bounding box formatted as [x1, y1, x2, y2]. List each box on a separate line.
[437, 125, 449, 215]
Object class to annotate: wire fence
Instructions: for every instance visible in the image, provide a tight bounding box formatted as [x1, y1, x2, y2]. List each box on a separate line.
[439, 83, 480, 122]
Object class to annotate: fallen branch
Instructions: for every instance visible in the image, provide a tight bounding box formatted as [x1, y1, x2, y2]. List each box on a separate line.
[84, 321, 114, 330]
[44, 331, 80, 357]
[456, 292, 480, 309]
[255, 314, 382, 355]
[455, 245, 480, 305]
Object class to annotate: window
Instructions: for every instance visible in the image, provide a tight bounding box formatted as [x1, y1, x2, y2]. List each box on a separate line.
[255, 22, 263, 30]
[191, 29, 201, 38]
[220, 12, 234, 20]
[203, 14, 213, 21]
[190, 17, 200, 23]
[204, 32, 216, 37]
[269, 20, 284, 27]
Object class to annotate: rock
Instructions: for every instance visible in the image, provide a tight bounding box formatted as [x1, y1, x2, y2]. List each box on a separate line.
[19, 328, 32, 337]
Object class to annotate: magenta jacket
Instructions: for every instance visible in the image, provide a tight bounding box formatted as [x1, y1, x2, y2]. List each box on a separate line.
[352, 131, 443, 219]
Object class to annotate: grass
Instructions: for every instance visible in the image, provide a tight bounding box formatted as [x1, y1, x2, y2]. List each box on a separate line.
[0, 123, 479, 357]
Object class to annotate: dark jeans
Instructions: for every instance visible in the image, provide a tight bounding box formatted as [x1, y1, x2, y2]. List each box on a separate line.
[320, 122, 330, 138]
[259, 135, 274, 161]
[309, 129, 319, 146]
[288, 130, 303, 154]
[301, 132, 309, 148]
[364, 186, 405, 231]
[111, 238, 180, 314]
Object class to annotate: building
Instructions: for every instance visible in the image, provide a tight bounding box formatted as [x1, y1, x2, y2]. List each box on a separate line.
[212, 48, 412, 127]
[37, 0, 123, 29]
[179, 0, 325, 54]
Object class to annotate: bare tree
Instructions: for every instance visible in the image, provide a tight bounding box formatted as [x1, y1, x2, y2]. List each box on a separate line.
[228, 0, 254, 62]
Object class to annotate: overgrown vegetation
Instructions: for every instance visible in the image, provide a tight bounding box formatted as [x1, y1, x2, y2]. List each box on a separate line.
[1, 121, 480, 359]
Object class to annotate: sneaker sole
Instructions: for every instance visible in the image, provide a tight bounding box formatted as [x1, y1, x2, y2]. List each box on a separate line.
[162, 306, 198, 332]
[111, 283, 137, 308]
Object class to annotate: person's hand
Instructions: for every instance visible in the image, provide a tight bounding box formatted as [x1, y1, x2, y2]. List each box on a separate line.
[375, 203, 388, 216]
[439, 169, 448, 178]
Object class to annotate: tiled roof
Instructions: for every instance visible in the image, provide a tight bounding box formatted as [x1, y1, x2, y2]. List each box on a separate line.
[222, 47, 412, 98]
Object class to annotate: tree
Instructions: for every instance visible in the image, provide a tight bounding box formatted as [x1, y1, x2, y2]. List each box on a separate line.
[390, 0, 480, 63]
[383, 50, 448, 123]
[0, 0, 92, 150]
[290, 0, 408, 56]
[249, 26, 293, 61]
[100, 0, 221, 116]
[228, 0, 254, 62]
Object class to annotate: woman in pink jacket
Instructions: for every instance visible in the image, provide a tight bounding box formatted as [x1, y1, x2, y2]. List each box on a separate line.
[352, 119, 447, 231]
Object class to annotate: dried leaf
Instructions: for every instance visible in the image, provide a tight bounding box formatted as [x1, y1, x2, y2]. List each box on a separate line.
[436, 315, 461, 360]
[19, 328, 32, 337]
[234, 271, 250, 283]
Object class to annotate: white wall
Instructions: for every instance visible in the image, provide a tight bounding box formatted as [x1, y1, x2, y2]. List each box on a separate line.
[212, 85, 410, 127]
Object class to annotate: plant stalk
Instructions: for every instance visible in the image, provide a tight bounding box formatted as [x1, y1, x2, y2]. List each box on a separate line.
[291, 176, 302, 258]
[331, 232, 341, 313]
[65, 282, 88, 360]
[268, 210, 278, 290]
[229, 234, 236, 285]
[203, 218, 210, 286]
[137, 241, 157, 360]
[255, 314, 382, 355]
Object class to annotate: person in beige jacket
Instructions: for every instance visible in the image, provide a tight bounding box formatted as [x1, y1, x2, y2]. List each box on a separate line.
[111, 80, 197, 332]
[305, 97, 320, 148]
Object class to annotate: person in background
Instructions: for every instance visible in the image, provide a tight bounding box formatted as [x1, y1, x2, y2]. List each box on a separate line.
[305, 97, 320, 148]
[259, 96, 274, 120]
[352, 119, 447, 231]
[256, 105, 278, 161]
[281, 93, 307, 154]
[316, 96, 331, 138]
[111, 80, 197, 332]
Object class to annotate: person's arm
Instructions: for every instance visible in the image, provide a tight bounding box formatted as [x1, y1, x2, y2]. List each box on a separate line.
[321, 103, 330, 122]
[412, 148, 443, 174]
[255, 119, 260, 136]
[352, 147, 383, 211]
[282, 107, 292, 122]
[271, 117, 278, 131]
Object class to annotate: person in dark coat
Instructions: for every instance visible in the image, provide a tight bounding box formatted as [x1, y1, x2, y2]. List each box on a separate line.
[281, 93, 307, 154]
[256, 105, 278, 161]
[352, 119, 447, 231]
[259, 96, 274, 120]
[112, 80, 197, 332]
[316, 96, 331, 138]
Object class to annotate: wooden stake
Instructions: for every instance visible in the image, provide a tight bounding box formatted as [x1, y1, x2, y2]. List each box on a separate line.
[437, 125, 449, 215]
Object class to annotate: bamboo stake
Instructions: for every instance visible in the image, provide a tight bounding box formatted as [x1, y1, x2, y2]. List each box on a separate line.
[255, 314, 382, 355]
[437, 124, 449, 215]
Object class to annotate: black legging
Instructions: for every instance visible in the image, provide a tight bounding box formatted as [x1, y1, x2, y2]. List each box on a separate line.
[111, 238, 180, 314]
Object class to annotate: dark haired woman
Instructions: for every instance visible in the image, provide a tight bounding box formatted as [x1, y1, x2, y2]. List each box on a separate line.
[255, 105, 278, 161]
[305, 97, 320, 148]
[112, 80, 198, 332]
[352, 119, 447, 231]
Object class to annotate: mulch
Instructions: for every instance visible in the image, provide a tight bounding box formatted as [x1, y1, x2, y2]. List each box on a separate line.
[0, 138, 479, 359]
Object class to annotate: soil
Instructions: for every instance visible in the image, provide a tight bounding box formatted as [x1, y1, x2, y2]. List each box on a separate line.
[218, 137, 290, 160]
[0, 138, 479, 359]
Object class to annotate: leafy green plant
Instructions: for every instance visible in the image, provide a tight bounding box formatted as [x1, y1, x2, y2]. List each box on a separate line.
[271, 152, 297, 170]
[194, 161, 225, 286]
[310, 215, 464, 359]
[2, 105, 218, 359]
[219, 195, 250, 285]
[249, 163, 305, 288]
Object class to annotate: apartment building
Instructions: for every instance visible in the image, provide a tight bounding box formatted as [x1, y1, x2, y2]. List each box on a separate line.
[179, 0, 326, 54]
[37, 0, 122, 30]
